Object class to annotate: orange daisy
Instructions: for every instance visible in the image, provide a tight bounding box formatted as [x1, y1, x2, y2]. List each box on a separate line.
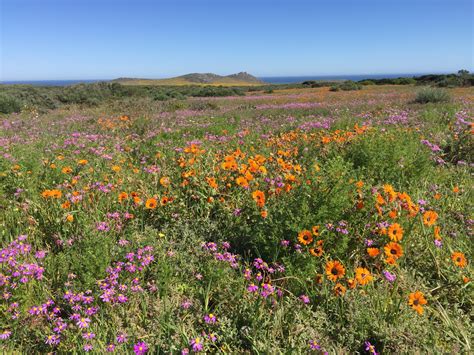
[387, 223, 404, 242]
[145, 198, 158, 209]
[355, 267, 373, 285]
[451, 252, 467, 268]
[408, 291, 427, 315]
[325, 260, 345, 282]
[423, 210, 438, 226]
[384, 242, 403, 259]
[298, 230, 313, 245]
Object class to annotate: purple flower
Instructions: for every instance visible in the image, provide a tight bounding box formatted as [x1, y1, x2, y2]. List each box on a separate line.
[45, 334, 60, 345]
[181, 300, 193, 309]
[204, 313, 217, 324]
[134, 341, 148, 354]
[190, 337, 203, 352]
[116, 333, 128, 343]
[309, 340, 321, 350]
[76, 317, 91, 328]
[247, 283, 258, 293]
[434, 239, 442, 248]
[106, 344, 116, 352]
[383, 270, 396, 283]
[82, 332, 95, 339]
[365, 341, 378, 355]
[280, 240, 290, 247]
[83, 344, 93, 352]
[0, 330, 12, 340]
[299, 294, 310, 304]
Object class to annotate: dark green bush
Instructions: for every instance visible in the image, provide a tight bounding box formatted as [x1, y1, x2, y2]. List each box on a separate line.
[414, 87, 451, 104]
[330, 81, 362, 91]
[0, 94, 22, 113]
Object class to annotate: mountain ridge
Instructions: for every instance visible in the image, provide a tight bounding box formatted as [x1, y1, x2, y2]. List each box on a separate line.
[111, 72, 264, 86]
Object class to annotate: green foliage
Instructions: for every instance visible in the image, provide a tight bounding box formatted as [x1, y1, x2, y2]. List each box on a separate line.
[330, 81, 362, 92]
[0, 94, 22, 113]
[415, 87, 452, 104]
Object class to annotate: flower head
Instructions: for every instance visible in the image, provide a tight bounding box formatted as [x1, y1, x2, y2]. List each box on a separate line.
[325, 260, 345, 282]
[408, 291, 427, 314]
[133, 341, 148, 354]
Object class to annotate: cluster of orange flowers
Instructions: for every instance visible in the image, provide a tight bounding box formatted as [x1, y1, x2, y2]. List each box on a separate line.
[297, 226, 323, 256]
[97, 115, 131, 131]
[323, 260, 373, 296]
[41, 189, 62, 199]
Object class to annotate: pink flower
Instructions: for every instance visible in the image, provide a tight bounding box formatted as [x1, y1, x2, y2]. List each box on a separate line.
[133, 341, 148, 354]
[190, 337, 203, 352]
[204, 313, 217, 324]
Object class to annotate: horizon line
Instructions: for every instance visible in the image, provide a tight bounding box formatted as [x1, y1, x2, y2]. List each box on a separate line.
[1, 70, 469, 82]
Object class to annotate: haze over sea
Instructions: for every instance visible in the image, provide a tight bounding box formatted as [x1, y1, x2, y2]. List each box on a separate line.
[1, 73, 437, 86]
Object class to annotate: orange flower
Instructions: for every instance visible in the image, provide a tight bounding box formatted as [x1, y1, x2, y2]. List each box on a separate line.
[433, 226, 441, 240]
[309, 246, 323, 257]
[66, 214, 74, 222]
[312, 225, 320, 236]
[236, 176, 249, 188]
[260, 210, 268, 218]
[314, 274, 323, 285]
[408, 291, 427, 315]
[160, 196, 171, 206]
[298, 230, 313, 245]
[252, 190, 265, 208]
[388, 209, 398, 219]
[118, 192, 128, 202]
[159, 176, 171, 187]
[206, 177, 218, 189]
[384, 242, 403, 259]
[384, 256, 397, 265]
[325, 260, 345, 282]
[423, 210, 438, 226]
[61, 167, 73, 174]
[355, 267, 373, 285]
[452, 186, 460, 193]
[451, 252, 467, 268]
[387, 223, 404, 242]
[347, 278, 357, 289]
[367, 247, 380, 257]
[112, 165, 121, 172]
[334, 283, 347, 296]
[145, 198, 158, 209]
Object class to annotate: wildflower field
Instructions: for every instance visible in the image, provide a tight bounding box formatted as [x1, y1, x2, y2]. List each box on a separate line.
[0, 84, 472, 353]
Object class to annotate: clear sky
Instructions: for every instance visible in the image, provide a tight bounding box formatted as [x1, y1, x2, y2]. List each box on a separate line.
[1, 0, 473, 80]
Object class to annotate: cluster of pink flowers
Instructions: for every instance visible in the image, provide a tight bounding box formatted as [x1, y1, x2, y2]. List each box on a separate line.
[201, 241, 239, 268]
[99, 246, 154, 304]
[1, 235, 45, 294]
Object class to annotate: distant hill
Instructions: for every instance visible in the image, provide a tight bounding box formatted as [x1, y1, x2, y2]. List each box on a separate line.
[111, 72, 264, 86]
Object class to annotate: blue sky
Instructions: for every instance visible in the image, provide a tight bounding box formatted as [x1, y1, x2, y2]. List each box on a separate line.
[1, 0, 473, 80]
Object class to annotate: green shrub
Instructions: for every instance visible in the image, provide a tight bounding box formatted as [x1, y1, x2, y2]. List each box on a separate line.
[330, 81, 362, 92]
[0, 94, 22, 113]
[414, 87, 451, 104]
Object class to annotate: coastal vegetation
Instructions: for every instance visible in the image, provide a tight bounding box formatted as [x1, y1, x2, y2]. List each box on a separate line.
[0, 81, 472, 353]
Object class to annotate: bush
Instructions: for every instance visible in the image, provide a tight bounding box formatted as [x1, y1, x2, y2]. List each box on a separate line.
[0, 94, 22, 113]
[330, 81, 362, 92]
[414, 87, 451, 104]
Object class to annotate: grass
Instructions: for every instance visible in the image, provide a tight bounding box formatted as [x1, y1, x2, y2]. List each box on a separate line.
[0, 85, 472, 353]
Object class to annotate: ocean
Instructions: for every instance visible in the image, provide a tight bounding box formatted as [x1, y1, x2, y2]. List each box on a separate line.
[260, 73, 424, 84]
[1, 73, 428, 86]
